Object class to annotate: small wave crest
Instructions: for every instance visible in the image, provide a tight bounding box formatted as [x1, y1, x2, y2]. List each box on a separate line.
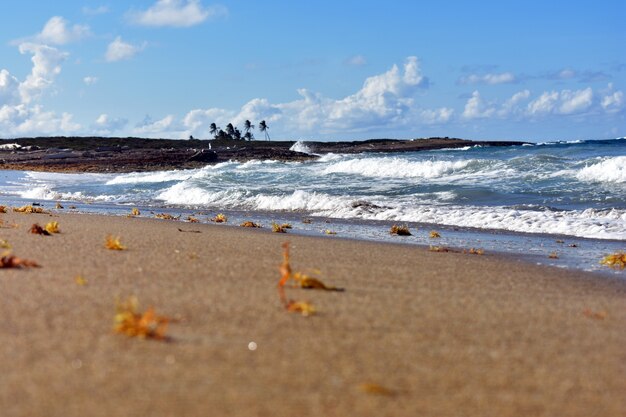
[576, 156, 626, 183]
[289, 141, 316, 154]
[322, 157, 473, 179]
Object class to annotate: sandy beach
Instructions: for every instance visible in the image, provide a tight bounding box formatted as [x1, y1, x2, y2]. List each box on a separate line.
[0, 209, 624, 417]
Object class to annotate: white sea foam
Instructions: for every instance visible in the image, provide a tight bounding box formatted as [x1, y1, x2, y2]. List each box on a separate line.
[322, 157, 473, 179]
[316, 153, 345, 162]
[18, 185, 116, 202]
[576, 156, 626, 183]
[289, 141, 316, 154]
[106, 169, 197, 185]
[154, 179, 626, 239]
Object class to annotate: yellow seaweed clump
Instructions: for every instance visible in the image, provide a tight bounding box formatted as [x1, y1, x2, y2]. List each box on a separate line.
[240, 221, 261, 228]
[45, 221, 60, 234]
[105, 235, 126, 250]
[114, 297, 170, 340]
[278, 242, 343, 291]
[13, 205, 45, 214]
[390, 224, 412, 236]
[272, 222, 287, 233]
[211, 213, 228, 223]
[429, 230, 441, 238]
[600, 252, 626, 270]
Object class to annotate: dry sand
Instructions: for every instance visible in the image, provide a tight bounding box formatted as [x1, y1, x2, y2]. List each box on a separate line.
[0, 210, 624, 417]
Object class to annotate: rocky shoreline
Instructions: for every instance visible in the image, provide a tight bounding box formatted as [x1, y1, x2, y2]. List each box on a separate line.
[0, 136, 528, 173]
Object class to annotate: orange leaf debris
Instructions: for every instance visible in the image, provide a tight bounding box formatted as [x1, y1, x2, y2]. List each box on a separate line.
[278, 242, 343, 291]
[105, 235, 126, 250]
[114, 297, 170, 340]
[359, 383, 396, 396]
[240, 221, 261, 228]
[211, 213, 227, 223]
[29, 223, 51, 236]
[390, 224, 412, 236]
[0, 255, 40, 268]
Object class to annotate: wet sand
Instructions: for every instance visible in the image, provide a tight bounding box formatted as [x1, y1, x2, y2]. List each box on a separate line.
[0, 210, 624, 417]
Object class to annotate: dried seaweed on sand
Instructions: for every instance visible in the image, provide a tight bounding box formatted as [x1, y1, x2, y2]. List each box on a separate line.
[114, 297, 170, 340]
[390, 224, 412, 236]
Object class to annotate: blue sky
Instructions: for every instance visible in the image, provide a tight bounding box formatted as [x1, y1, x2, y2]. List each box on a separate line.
[0, 1, 624, 141]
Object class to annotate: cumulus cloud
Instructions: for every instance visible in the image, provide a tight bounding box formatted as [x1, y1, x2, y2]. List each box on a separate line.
[133, 115, 182, 137]
[36, 16, 90, 45]
[128, 0, 227, 27]
[18, 43, 68, 103]
[0, 69, 21, 106]
[499, 89, 531, 117]
[92, 113, 128, 134]
[0, 37, 80, 136]
[459, 72, 516, 85]
[0, 103, 80, 137]
[527, 88, 593, 116]
[419, 107, 455, 124]
[105, 37, 144, 62]
[462, 91, 495, 119]
[83, 76, 98, 85]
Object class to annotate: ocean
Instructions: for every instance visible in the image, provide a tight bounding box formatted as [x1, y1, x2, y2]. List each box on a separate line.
[1, 138, 624, 274]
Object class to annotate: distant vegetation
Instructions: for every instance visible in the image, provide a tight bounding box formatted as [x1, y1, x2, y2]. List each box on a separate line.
[209, 119, 270, 141]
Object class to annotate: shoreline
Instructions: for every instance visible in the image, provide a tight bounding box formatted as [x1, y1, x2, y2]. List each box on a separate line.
[1, 210, 624, 416]
[0, 136, 528, 173]
[1, 192, 623, 276]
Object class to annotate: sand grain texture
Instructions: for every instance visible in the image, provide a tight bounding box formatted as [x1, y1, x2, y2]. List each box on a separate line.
[0, 211, 624, 417]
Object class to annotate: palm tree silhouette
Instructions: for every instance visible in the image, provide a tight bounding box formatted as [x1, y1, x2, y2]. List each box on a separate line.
[244, 120, 255, 134]
[209, 123, 219, 139]
[225, 123, 235, 139]
[244, 131, 254, 141]
[259, 120, 270, 141]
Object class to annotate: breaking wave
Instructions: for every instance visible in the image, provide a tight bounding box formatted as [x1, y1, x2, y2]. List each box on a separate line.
[576, 156, 626, 183]
[322, 157, 474, 179]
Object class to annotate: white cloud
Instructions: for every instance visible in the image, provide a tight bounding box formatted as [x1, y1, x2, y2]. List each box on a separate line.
[462, 91, 495, 119]
[499, 89, 531, 116]
[419, 107, 455, 124]
[460, 72, 516, 85]
[18, 43, 68, 103]
[527, 88, 593, 116]
[83, 76, 98, 85]
[36, 16, 90, 45]
[0, 38, 80, 137]
[601, 90, 624, 113]
[0, 104, 80, 137]
[344, 55, 367, 67]
[0, 69, 20, 106]
[559, 88, 593, 114]
[93, 113, 128, 134]
[105, 37, 144, 62]
[133, 115, 181, 137]
[128, 0, 227, 27]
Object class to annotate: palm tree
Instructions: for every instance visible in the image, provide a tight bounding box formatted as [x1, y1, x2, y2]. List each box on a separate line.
[233, 127, 242, 140]
[244, 131, 254, 141]
[259, 120, 270, 141]
[244, 119, 255, 134]
[209, 123, 219, 138]
[225, 123, 235, 139]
